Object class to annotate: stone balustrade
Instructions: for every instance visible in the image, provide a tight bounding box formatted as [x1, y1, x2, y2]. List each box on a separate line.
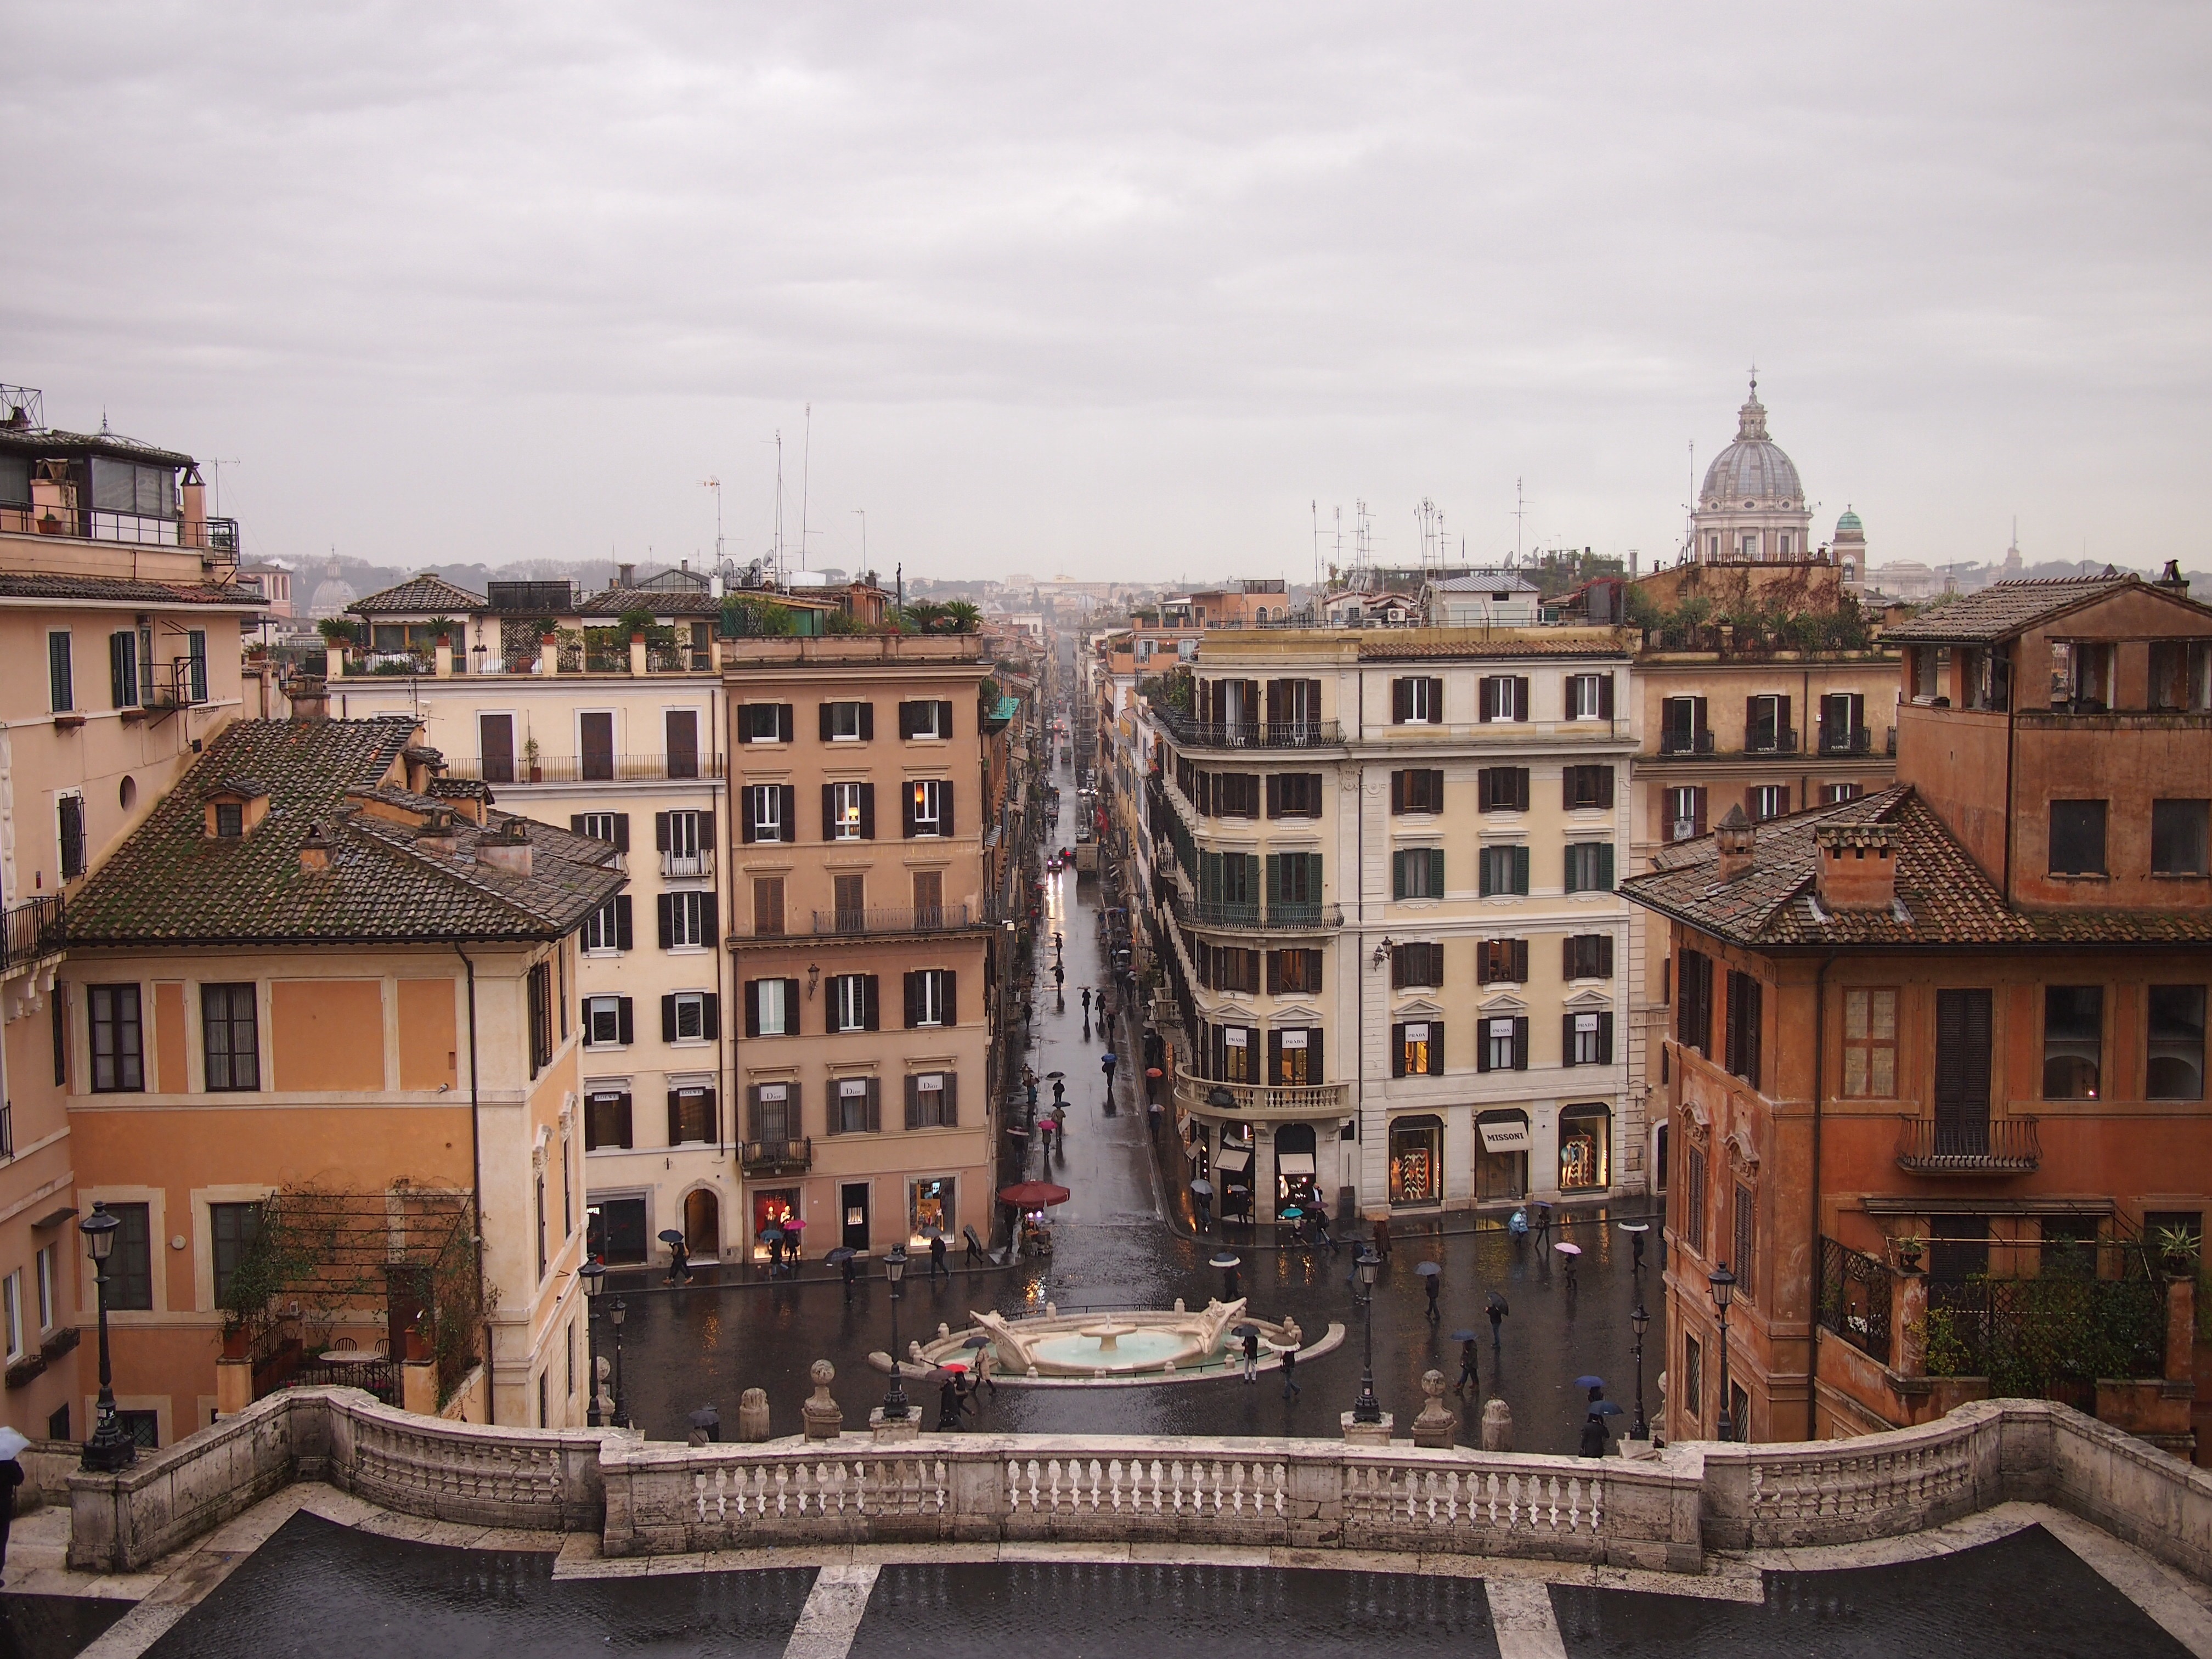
[65, 1388, 2212, 1587]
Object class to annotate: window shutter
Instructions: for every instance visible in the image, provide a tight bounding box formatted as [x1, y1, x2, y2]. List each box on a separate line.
[857, 783, 874, 839]
[740, 793, 757, 844]
[865, 1078, 881, 1133]
[667, 1091, 682, 1145]
[1308, 1028, 1324, 1082]
[1266, 774, 1280, 818]
[1599, 674, 1615, 718]
[904, 971, 921, 1028]
[862, 976, 879, 1031]
[1269, 952, 1283, 995]
[746, 1086, 763, 1141]
[1511, 676, 1529, 721]
[656, 895, 673, 949]
[1511, 846, 1529, 894]
[1724, 974, 1742, 1073]
[1513, 938, 1528, 981]
[858, 702, 874, 740]
[1392, 678, 1410, 723]
[661, 995, 677, 1043]
[943, 971, 957, 1026]
[1391, 850, 1408, 900]
[1267, 1029, 1283, 1079]
[1265, 679, 1284, 725]
[1512, 769, 1530, 812]
[899, 701, 918, 738]
[783, 980, 802, 1032]
[615, 896, 634, 950]
[823, 1085, 840, 1137]
[1745, 696, 1759, 748]
[779, 785, 797, 839]
[1598, 843, 1615, 889]
[1743, 979, 1761, 1088]
[936, 700, 954, 737]
[701, 994, 719, 1039]
[1424, 1023, 1441, 1075]
[1562, 1013, 1578, 1067]
[902, 785, 916, 838]
[1599, 934, 1613, 977]
[1391, 1024, 1408, 1077]
[904, 1074, 922, 1130]
[569, 814, 585, 834]
[617, 998, 634, 1046]
[1513, 1016, 1530, 1071]
[1390, 947, 1407, 989]
[1477, 1020, 1492, 1073]
[1477, 850, 1494, 899]
[822, 783, 838, 839]
[940, 1073, 958, 1126]
[820, 703, 836, 742]
[1778, 696, 1791, 745]
[940, 781, 954, 837]
[1598, 767, 1615, 809]
[1598, 1012, 1615, 1065]
[655, 812, 670, 851]
[1428, 848, 1445, 896]
[746, 983, 762, 1039]
[1390, 771, 1406, 814]
[1692, 787, 1708, 836]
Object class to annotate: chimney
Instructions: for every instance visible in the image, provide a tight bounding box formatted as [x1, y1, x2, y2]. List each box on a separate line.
[299, 823, 334, 874]
[289, 676, 329, 722]
[2157, 558, 2190, 596]
[414, 809, 461, 857]
[1713, 804, 1757, 882]
[476, 817, 533, 878]
[617, 562, 635, 589]
[1815, 823, 1898, 911]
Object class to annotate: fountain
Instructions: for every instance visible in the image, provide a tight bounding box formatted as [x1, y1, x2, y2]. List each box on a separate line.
[875, 1299, 1345, 1388]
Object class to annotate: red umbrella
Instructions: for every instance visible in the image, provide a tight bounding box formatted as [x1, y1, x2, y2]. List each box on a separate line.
[997, 1181, 1072, 1207]
[1146, 1067, 1164, 1079]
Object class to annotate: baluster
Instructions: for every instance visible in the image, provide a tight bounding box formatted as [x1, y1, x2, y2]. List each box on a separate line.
[1589, 1475, 1602, 1533]
[694, 1470, 709, 1523]
[1566, 1475, 1580, 1532]
[714, 1465, 730, 1522]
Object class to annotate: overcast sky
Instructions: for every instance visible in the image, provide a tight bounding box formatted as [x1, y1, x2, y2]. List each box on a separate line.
[8, 3, 2209, 584]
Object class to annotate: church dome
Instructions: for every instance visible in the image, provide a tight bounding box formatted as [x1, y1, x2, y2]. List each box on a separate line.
[309, 577, 359, 620]
[1700, 382, 1803, 509]
[1835, 507, 1863, 534]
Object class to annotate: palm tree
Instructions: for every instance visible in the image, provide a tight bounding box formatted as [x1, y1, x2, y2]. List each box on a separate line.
[903, 601, 950, 633]
[940, 601, 981, 634]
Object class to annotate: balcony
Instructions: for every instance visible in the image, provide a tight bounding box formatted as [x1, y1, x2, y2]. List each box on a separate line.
[3, 896, 64, 975]
[661, 849, 714, 881]
[804, 904, 985, 938]
[1181, 896, 1343, 933]
[1745, 728, 1799, 755]
[442, 753, 727, 785]
[1153, 707, 1342, 751]
[1, 503, 239, 557]
[1658, 729, 1715, 756]
[1818, 725, 1872, 756]
[1895, 1115, 2041, 1175]
[741, 1137, 812, 1176]
[1172, 1068, 1350, 1121]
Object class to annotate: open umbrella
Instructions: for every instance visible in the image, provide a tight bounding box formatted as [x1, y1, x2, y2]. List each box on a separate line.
[1617, 1221, 1651, 1233]
[1045, 1070, 1066, 1080]
[922, 1224, 945, 1240]
[757, 1225, 786, 1242]
[939, 1361, 969, 1374]
[998, 1181, 1073, 1207]
[1146, 1066, 1164, 1079]
[1573, 1374, 1606, 1390]
[962, 1334, 991, 1350]
[1209, 1252, 1242, 1269]
[1554, 1240, 1583, 1256]
[1189, 1179, 1215, 1197]
[659, 1228, 687, 1248]
[1591, 1401, 1624, 1417]
[0, 1426, 27, 1461]
[1486, 1291, 1509, 1313]
[1413, 1260, 1442, 1277]
[782, 1218, 806, 1231]
[1278, 1206, 1304, 1221]
[1231, 1323, 1261, 1338]
[1448, 1330, 1480, 1342]
[825, 1247, 858, 1265]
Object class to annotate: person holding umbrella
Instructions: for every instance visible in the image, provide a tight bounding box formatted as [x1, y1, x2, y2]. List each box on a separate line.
[928, 1229, 950, 1283]
[1100, 1049, 1118, 1093]
[1310, 1209, 1338, 1255]
[1416, 1259, 1442, 1322]
[1579, 1409, 1611, 1459]
[1050, 1102, 1068, 1155]
[1191, 1180, 1214, 1232]
[1080, 986, 1092, 1022]
[835, 1248, 859, 1304]
[661, 1228, 695, 1286]
[1487, 1290, 1509, 1348]
[1277, 1334, 1301, 1401]
[1053, 960, 1065, 1004]
[1240, 1323, 1262, 1384]
[1556, 1238, 1582, 1293]
[1452, 1333, 1480, 1397]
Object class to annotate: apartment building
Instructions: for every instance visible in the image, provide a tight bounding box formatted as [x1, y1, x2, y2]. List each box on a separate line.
[0, 387, 263, 1443]
[60, 713, 624, 1440]
[1137, 627, 1639, 1224]
[724, 636, 999, 1255]
[334, 574, 732, 1274]
[1623, 573, 2212, 1455]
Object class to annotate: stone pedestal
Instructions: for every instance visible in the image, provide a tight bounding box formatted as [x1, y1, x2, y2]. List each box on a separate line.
[400, 1358, 439, 1417]
[736, 1387, 772, 1443]
[1410, 1369, 1458, 1448]
[1480, 1397, 1513, 1452]
[868, 1407, 921, 1442]
[1340, 1412, 1395, 1445]
[215, 1358, 253, 1419]
[1618, 1436, 1659, 1460]
[802, 1360, 844, 1441]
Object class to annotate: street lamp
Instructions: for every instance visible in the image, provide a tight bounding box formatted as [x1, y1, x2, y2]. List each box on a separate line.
[1351, 1245, 1383, 1424]
[1629, 1301, 1651, 1441]
[881, 1246, 911, 1420]
[607, 1296, 630, 1429]
[579, 1256, 606, 1427]
[78, 1203, 135, 1472]
[1709, 1263, 1737, 1443]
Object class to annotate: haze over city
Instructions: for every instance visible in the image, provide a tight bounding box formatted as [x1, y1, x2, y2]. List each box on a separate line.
[8, 2, 2209, 582]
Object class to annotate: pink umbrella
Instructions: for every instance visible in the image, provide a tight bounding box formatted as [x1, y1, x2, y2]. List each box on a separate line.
[781, 1217, 806, 1231]
[1553, 1240, 1582, 1256]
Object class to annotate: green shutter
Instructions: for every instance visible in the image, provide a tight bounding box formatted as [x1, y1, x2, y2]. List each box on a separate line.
[1266, 853, 1283, 904]
[1427, 849, 1445, 897]
[1598, 843, 1615, 890]
[1511, 846, 1530, 895]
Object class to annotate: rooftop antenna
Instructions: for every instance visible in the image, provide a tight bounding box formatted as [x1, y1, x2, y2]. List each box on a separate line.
[1513, 478, 1529, 565]
[1311, 500, 1319, 588]
[798, 404, 812, 573]
[770, 431, 786, 586]
[853, 507, 868, 577]
[701, 475, 723, 568]
[204, 458, 242, 520]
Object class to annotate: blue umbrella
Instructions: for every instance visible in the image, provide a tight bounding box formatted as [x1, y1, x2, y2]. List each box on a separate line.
[1591, 1401, 1624, 1417]
[1279, 1206, 1304, 1220]
[1574, 1374, 1606, 1390]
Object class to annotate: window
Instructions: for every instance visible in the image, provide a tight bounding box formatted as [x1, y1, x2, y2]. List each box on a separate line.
[1677, 949, 1713, 1056]
[1476, 1015, 1527, 1073]
[58, 793, 86, 880]
[1729, 1383, 1750, 1442]
[830, 1077, 879, 1135]
[2152, 800, 2209, 876]
[1392, 941, 1444, 988]
[1733, 1185, 1756, 1298]
[905, 968, 956, 1028]
[1820, 783, 1863, 806]
[1476, 845, 1528, 897]
[1209, 946, 1261, 994]
[89, 985, 144, 1093]
[1745, 694, 1791, 753]
[1559, 1104, 1609, 1189]
[1393, 1021, 1443, 1077]
[826, 781, 872, 840]
[1, 1272, 18, 1360]
[213, 802, 244, 839]
[1266, 851, 1321, 915]
[898, 699, 955, 740]
[1842, 988, 1898, 1098]
[2148, 985, 2206, 1101]
[662, 991, 719, 1043]
[752, 877, 785, 936]
[742, 784, 793, 844]
[211, 1201, 262, 1305]
[1565, 673, 1613, 720]
[478, 714, 515, 783]
[1741, 532, 1760, 559]
[1819, 694, 1867, 752]
[1562, 765, 1613, 811]
[1391, 675, 1442, 724]
[906, 779, 952, 838]
[905, 1073, 958, 1129]
[1266, 774, 1322, 819]
[1477, 767, 1530, 813]
[1213, 772, 1259, 818]
[2042, 985, 2102, 1099]
[663, 708, 699, 780]
[659, 890, 714, 949]
[104, 1203, 153, 1310]
[668, 1087, 715, 1145]
[562, 1131, 573, 1238]
[828, 974, 879, 1033]
[200, 984, 259, 1091]
[1475, 939, 1527, 985]
[583, 995, 633, 1048]
[48, 631, 72, 713]
[1562, 934, 1614, 979]
[1724, 970, 1762, 1087]
[1660, 697, 1708, 753]
[109, 630, 140, 708]
[579, 712, 614, 781]
[1665, 785, 1707, 843]
[1267, 949, 1323, 995]
[1564, 842, 1615, 893]
[820, 700, 873, 742]
[1683, 1337, 1703, 1436]
[1477, 675, 1528, 723]
[748, 978, 800, 1037]
[575, 811, 628, 850]
[585, 1091, 633, 1150]
[659, 809, 710, 865]
[1681, 1147, 1707, 1257]
[1391, 769, 1443, 814]
[748, 1082, 797, 1143]
[1747, 785, 1790, 822]
[739, 702, 794, 743]
[527, 961, 554, 1075]
[581, 895, 632, 953]
[35, 1245, 54, 1331]
[1393, 847, 1446, 899]
[2049, 800, 2107, 874]
[1564, 1010, 1615, 1066]
[1934, 989, 1994, 1155]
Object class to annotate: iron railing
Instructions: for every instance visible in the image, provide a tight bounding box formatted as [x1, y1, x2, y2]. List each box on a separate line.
[740, 1138, 812, 1175]
[1181, 895, 1344, 932]
[442, 753, 726, 785]
[661, 850, 714, 881]
[3, 896, 64, 970]
[1658, 729, 1715, 755]
[0, 505, 238, 554]
[806, 904, 979, 937]
[1818, 725, 1872, 756]
[1745, 728, 1799, 755]
[1152, 707, 1342, 751]
[1895, 1115, 2041, 1174]
[1923, 1274, 2166, 1391]
[1817, 1237, 1892, 1367]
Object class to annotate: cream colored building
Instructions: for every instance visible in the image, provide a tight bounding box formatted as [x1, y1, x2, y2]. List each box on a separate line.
[1136, 627, 1640, 1222]
[724, 636, 997, 1256]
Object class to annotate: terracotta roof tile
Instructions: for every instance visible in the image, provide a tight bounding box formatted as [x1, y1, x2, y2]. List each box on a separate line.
[349, 573, 488, 615]
[0, 572, 261, 608]
[1883, 575, 2149, 644]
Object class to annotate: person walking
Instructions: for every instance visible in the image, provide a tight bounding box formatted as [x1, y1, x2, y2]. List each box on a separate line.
[975, 1345, 999, 1399]
[1454, 1336, 1479, 1398]
[1241, 1325, 1262, 1384]
[1534, 1201, 1553, 1248]
[1080, 986, 1092, 1021]
[840, 1253, 858, 1304]
[1311, 1211, 1339, 1255]
[1051, 1077, 1068, 1110]
[1423, 1271, 1442, 1323]
[1195, 1189, 1213, 1232]
[1278, 1338, 1301, 1401]
[1563, 1250, 1579, 1294]
[1487, 1294, 1508, 1348]
[1051, 1104, 1068, 1157]
[1053, 961, 1065, 1003]
[938, 1374, 969, 1431]
[964, 1227, 984, 1268]
[1101, 1050, 1119, 1093]
[929, 1232, 950, 1283]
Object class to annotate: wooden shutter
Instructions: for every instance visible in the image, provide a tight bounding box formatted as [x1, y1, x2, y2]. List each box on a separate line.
[1265, 774, 1279, 818]
[1390, 947, 1408, 989]
[822, 783, 838, 839]
[1510, 846, 1528, 894]
[1598, 843, 1615, 889]
[654, 812, 671, 851]
[1390, 771, 1407, 814]
[701, 993, 719, 1039]
[865, 1077, 881, 1133]
[1599, 674, 1615, 718]
[1512, 939, 1529, 982]
[617, 997, 634, 1046]
[858, 702, 874, 740]
[862, 975, 880, 1031]
[1562, 1012, 1579, 1066]
[1392, 678, 1411, 723]
[746, 981, 763, 1038]
[1478, 677, 1496, 721]
[1425, 1023, 1441, 1075]
[1391, 850, 1408, 899]
[739, 790, 757, 844]
[936, 699, 953, 737]
[939, 781, 955, 837]
[941, 972, 957, 1025]
[819, 703, 836, 742]
[656, 895, 673, 949]
[899, 700, 919, 738]
[1428, 848, 1446, 896]
[1391, 1024, 1408, 1077]
[940, 1073, 958, 1126]
[851, 784, 870, 839]
[614, 895, 634, 950]
[666, 1090, 683, 1146]
[778, 704, 795, 742]
[1513, 1016, 1529, 1071]
[1598, 1012, 1615, 1065]
[779, 785, 797, 842]
[1265, 680, 1284, 725]
[661, 995, 678, 1042]
[1599, 766, 1615, 809]
[746, 1085, 763, 1141]
[902, 784, 916, 838]
[569, 813, 585, 834]
[1267, 1029, 1283, 1079]
[904, 1074, 923, 1130]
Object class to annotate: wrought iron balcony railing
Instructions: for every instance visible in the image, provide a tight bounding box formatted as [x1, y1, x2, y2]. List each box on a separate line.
[740, 1137, 812, 1176]
[806, 904, 980, 937]
[1171, 1068, 1350, 1119]
[1153, 707, 1342, 751]
[3, 897, 64, 973]
[1895, 1115, 2041, 1175]
[1658, 729, 1715, 755]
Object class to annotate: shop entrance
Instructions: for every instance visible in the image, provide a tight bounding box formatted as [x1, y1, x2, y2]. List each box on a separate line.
[682, 1189, 719, 1260]
[750, 1187, 799, 1260]
[1274, 1122, 1318, 1216]
[1389, 1115, 1443, 1205]
[842, 1183, 871, 1251]
[1475, 1110, 1530, 1201]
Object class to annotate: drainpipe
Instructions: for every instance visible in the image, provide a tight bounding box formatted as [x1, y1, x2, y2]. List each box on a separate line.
[1808, 951, 1835, 1442]
[454, 943, 492, 1423]
[2001, 697, 2018, 905]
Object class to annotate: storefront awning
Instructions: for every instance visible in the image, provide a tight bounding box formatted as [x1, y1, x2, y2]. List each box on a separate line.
[1478, 1114, 1532, 1153]
[1277, 1152, 1317, 1176]
[1216, 1147, 1252, 1175]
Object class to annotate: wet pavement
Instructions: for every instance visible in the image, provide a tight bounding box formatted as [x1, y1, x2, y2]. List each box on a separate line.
[601, 740, 1667, 1454]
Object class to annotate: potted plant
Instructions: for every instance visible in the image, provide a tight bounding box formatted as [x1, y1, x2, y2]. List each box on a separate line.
[2153, 1223, 2200, 1278]
[1892, 1234, 1926, 1273]
[522, 735, 543, 784]
[404, 1317, 432, 1364]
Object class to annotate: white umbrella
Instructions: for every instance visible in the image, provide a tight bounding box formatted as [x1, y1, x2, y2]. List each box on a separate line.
[0, 1426, 29, 1460]
[1553, 1240, 1583, 1256]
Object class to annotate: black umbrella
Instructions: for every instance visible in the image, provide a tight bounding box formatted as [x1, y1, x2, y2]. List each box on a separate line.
[1448, 1330, 1480, 1342]
[825, 1247, 858, 1265]
[1592, 1401, 1624, 1417]
[922, 1224, 945, 1239]
[1045, 1070, 1066, 1080]
[1209, 1251, 1242, 1269]
[962, 1334, 991, 1350]
[1413, 1261, 1441, 1278]
[758, 1226, 786, 1242]
[659, 1228, 687, 1247]
[1231, 1323, 1260, 1338]
[1486, 1292, 1509, 1313]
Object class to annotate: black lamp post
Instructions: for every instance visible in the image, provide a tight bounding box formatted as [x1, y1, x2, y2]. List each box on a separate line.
[580, 1256, 606, 1427]
[1709, 1263, 1736, 1442]
[1351, 1245, 1383, 1424]
[882, 1245, 911, 1420]
[607, 1296, 630, 1428]
[79, 1203, 135, 1472]
[1629, 1301, 1651, 1441]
